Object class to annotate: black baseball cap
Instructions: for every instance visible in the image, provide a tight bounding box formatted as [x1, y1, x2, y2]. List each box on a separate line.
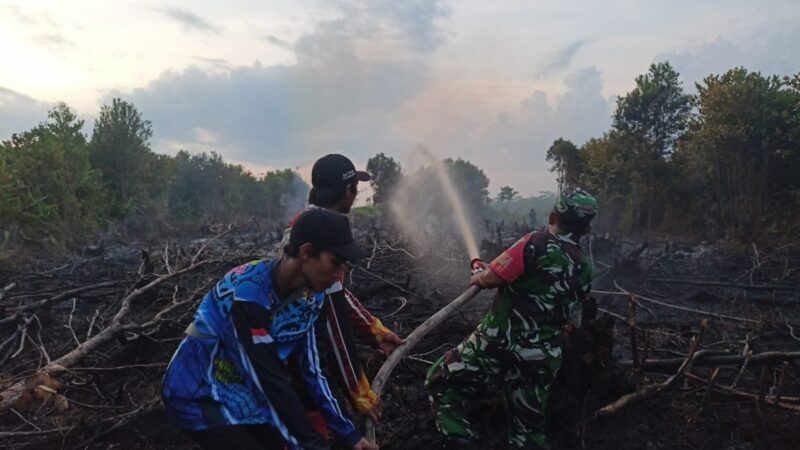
[311, 154, 371, 188]
[289, 209, 366, 261]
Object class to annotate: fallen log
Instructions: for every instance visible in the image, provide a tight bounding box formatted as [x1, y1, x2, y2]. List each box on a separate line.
[365, 285, 481, 442]
[620, 350, 800, 371]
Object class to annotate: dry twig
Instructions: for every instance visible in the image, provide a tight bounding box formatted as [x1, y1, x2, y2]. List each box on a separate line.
[596, 320, 709, 417]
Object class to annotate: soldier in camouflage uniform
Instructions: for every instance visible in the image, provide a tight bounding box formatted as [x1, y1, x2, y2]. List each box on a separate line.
[425, 187, 598, 449]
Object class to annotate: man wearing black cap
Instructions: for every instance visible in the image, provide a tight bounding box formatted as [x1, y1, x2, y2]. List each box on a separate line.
[163, 209, 379, 450]
[279, 154, 404, 429]
[308, 153, 372, 213]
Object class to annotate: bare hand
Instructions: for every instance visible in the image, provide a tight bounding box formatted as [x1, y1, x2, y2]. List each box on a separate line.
[470, 268, 507, 289]
[353, 437, 379, 450]
[378, 331, 406, 356]
[469, 271, 485, 288]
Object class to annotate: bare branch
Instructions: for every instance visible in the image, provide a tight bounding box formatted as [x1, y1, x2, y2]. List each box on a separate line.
[0, 281, 121, 326]
[596, 320, 709, 417]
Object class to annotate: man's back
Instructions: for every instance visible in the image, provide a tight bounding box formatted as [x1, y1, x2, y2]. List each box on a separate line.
[486, 230, 592, 338]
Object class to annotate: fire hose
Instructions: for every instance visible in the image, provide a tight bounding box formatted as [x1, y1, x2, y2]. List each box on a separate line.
[364, 284, 482, 443]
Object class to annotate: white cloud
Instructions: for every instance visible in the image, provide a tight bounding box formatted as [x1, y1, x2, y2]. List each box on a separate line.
[114, 0, 449, 168]
[536, 40, 588, 78]
[657, 27, 800, 87]
[2, 0, 799, 198]
[467, 67, 612, 194]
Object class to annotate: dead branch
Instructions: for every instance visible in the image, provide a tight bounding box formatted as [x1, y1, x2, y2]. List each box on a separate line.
[355, 265, 421, 298]
[55, 258, 213, 371]
[66, 362, 167, 372]
[698, 366, 720, 412]
[786, 320, 800, 341]
[0, 256, 215, 412]
[620, 350, 800, 370]
[0, 427, 75, 438]
[85, 309, 101, 341]
[0, 282, 16, 301]
[647, 277, 800, 292]
[67, 298, 80, 346]
[596, 284, 758, 324]
[683, 371, 800, 412]
[596, 320, 708, 417]
[731, 350, 752, 389]
[381, 296, 408, 319]
[383, 243, 419, 259]
[366, 235, 379, 270]
[628, 295, 639, 370]
[0, 281, 121, 326]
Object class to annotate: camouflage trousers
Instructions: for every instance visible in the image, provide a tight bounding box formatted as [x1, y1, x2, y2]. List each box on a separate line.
[425, 317, 562, 449]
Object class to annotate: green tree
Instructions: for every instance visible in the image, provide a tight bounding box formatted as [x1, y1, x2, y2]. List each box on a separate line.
[90, 98, 155, 217]
[444, 157, 491, 209]
[166, 151, 307, 223]
[611, 61, 693, 231]
[580, 133, 640, 197]
[545, 138, 584, 190]
[257, 169, 309, 221]
[676, 68, 798, 237]
[497, 185, 518, 203]
[168, 151, 230, 220]
[366, 153, 402, 207]
[0, 103, 105, 247]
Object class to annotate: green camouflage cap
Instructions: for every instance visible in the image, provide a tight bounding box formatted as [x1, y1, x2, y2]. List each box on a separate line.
[554, 187, 598, 227]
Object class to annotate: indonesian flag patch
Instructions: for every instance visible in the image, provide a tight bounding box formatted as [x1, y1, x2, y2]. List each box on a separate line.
[250, 328, 274, 344]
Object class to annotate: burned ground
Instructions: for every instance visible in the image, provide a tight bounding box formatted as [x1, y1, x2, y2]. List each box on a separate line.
[1, 222, 799, 449]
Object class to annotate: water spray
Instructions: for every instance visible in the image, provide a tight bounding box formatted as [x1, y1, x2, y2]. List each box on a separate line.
[366, 147, 486, 443]
[412, 146, 481, 260]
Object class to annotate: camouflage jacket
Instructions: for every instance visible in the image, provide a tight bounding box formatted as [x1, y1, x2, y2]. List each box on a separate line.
[485, 230, 593, 343]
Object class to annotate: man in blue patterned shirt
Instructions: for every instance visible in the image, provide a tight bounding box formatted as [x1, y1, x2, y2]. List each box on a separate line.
[162, 209, 378, 450]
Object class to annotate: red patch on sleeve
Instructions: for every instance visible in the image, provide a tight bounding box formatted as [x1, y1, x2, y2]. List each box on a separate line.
[488, 233, 532, 282]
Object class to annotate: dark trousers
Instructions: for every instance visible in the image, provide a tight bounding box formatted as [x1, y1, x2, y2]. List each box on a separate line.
[189, 424, 286, 450]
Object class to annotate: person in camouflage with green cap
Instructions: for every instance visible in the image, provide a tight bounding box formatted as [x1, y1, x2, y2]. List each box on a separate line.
[425, 187, 598, 449]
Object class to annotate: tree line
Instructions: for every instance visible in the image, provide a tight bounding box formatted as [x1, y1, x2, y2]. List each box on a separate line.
[3, 62, 796, 252]
[0, 99, 307, 251]
[367, 64, 800, 242]
[546, 63, 800, 240]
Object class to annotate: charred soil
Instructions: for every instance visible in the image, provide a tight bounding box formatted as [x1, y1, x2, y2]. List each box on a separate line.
[1, 224, 799, 449]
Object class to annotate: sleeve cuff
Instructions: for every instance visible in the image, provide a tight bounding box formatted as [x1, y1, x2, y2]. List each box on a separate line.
[352, 373, 380, 415]
[371, 319, 392, 342]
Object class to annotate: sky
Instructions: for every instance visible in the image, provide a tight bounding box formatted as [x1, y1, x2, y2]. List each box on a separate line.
[1, 0, 798, 197]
